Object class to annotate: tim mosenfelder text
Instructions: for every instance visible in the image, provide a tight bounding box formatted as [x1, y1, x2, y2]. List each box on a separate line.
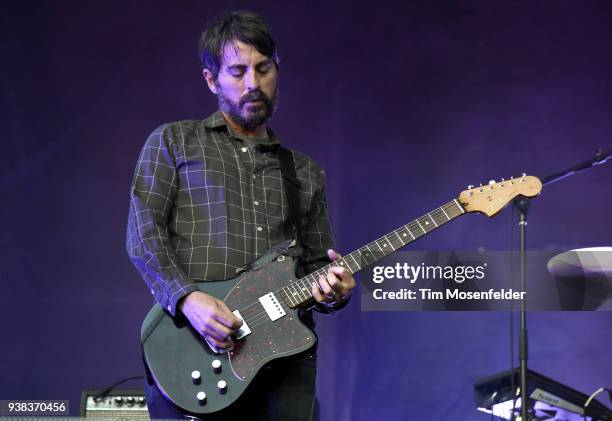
[369, 262, 526, 301]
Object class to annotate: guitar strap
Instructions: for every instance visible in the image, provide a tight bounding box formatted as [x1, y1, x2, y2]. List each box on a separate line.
[278, 146, 304, 251]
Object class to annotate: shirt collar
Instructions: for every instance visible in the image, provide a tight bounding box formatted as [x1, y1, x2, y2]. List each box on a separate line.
[203, 110, 280, 150]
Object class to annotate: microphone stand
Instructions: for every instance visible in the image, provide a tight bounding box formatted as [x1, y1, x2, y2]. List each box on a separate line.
[512, 147, 611, 421]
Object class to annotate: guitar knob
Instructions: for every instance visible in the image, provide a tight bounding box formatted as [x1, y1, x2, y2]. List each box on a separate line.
[126, 397, 135, 406]
[196, 391, 207, 404]
[212, 359, 222, 373]
[191, 370, 201, 384]
[114, 397, 123, 407]
[217, 380, 228, 394]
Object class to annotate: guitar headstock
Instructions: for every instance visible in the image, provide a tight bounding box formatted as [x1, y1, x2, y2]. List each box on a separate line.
[459, 174, 542, 217]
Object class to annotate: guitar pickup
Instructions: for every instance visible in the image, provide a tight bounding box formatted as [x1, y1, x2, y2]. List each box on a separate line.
[258, 292, 286, 321]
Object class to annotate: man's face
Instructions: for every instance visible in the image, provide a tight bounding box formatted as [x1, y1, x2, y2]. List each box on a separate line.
[205, 40, 279, 130]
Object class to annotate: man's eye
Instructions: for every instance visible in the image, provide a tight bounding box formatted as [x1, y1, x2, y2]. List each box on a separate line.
[258, 65, 272, 74]
[229, 69, 245, 77]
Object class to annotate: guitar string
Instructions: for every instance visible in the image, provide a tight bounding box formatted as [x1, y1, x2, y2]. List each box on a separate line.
[233, 203, 463, 327]
[238, 203, 462, 325]
[236, 203, 462, 324]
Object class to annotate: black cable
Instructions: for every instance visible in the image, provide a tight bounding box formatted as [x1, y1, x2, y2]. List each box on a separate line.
[93, 376, 145, 402]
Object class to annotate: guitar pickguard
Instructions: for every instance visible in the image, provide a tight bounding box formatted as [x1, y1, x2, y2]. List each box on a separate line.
[224, 256, 316, 381]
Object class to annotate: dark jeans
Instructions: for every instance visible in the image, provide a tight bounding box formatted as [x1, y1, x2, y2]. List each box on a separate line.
[144, 353, 318, 421]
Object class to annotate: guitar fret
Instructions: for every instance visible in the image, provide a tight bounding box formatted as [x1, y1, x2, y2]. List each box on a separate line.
[453, 199, 465, 214]
[382, 234, 394, 251]
[362, 245, 378, 266]
[442, 204, 456, 219]
[416, 219, 427, 234]
[288, 283, 302, 302]
[357, 247, 370, 267]
[298, 279, 311, 299]
[407, 224, 419, 239]
[282, 286, 296, 307]
[390, 233, 402, 249]
[393, 230, 405, 247]
[405, 225, 416, 240]
[428, 213, 438, 227]
[347, 254, 360, 273]
[394, 235, 403, 249]
[293, 279, 308, 300]
[336, 257, 350, 272]
[447, 203, 459, 218]
[434, 209, 448, 225]
[440, 206, 450, 220]
[378, 238, 388, 250]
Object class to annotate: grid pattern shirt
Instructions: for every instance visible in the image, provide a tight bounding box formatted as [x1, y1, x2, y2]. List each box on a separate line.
[126, 111, 335, 316]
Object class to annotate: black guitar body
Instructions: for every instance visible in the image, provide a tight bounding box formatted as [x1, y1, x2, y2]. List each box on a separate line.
[141, 247, 316, 415]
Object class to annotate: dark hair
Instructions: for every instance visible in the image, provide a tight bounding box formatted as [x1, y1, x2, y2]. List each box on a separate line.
[198, 10, 279, 80]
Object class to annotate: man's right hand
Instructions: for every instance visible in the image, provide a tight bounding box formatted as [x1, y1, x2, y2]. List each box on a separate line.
[178, 291, 243, 350]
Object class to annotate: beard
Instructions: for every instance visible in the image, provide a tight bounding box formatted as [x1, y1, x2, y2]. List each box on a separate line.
[217, 84, 279, 131]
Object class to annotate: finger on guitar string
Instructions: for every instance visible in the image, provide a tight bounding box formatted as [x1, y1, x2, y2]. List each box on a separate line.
[327, 266, 354, 297]
[311, 279, 333, 303]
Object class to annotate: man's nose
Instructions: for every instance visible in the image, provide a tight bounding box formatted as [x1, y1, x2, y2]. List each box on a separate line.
[245, 68, 260, 90]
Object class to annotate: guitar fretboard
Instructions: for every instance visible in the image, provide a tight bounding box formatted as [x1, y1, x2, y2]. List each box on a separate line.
[278, 199, 466, 308]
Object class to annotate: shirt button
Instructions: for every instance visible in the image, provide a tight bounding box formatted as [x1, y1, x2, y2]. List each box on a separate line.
[241, 147, 247, 152]
[252, 175, 256, 179]
[254, 201, 259, 206]
[257, 226, 263, 232]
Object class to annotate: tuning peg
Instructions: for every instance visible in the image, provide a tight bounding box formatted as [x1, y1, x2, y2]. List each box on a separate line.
[488, 180, 496, 185]
[521, 172, 526, 177]
[468, 185, 474, 189]
[479, 183, 483, 192]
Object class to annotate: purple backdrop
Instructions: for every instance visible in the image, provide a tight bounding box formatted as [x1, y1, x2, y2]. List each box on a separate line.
[2, 1, 611, 419]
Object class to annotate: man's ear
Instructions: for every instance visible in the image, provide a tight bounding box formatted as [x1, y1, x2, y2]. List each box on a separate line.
[202, 68, 218, 95]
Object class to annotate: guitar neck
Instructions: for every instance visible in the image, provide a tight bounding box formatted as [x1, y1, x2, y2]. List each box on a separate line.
[279, 199, 466, 308]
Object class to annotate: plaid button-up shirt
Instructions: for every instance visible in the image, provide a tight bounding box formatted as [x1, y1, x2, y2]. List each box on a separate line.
[126, 111, 334, 316]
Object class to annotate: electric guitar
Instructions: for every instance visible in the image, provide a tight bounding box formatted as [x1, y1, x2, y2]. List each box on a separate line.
[141, 174, 542, 415]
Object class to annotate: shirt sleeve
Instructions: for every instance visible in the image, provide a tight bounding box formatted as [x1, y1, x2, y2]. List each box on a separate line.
[300, 165, 351, 313]
[126, 125, 199, 316]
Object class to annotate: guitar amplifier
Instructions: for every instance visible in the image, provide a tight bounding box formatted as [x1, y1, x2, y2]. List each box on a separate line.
[80, 389, 150, 420]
